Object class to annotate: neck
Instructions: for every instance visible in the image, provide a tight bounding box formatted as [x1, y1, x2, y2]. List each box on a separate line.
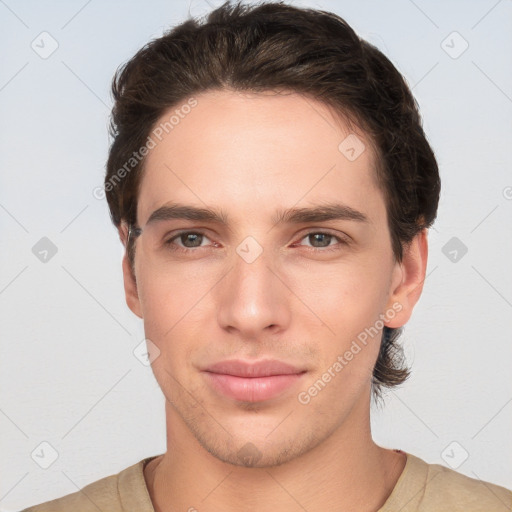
[145, 394, 406, 512]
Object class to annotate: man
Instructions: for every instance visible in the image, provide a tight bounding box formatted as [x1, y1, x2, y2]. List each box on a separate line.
[22, 1, 512, 511]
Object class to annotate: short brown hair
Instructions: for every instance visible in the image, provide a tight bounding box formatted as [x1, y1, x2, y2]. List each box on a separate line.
[105, 0, 440, 401]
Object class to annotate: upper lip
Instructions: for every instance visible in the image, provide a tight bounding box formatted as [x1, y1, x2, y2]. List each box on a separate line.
[203, 359, 305, 378]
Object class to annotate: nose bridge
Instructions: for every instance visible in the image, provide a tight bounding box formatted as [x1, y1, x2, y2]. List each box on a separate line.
[216, 241, 289, 337]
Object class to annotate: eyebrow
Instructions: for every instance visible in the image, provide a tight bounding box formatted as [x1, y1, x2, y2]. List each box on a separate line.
[144, 201, 369, 228]
[145, 203, 230, 226]
[271, 203, 368, 225]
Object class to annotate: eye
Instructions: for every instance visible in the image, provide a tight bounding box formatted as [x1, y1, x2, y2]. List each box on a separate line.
[163, 230, 349, 254]
[296, 231, 349, 252]
[164, 231, 214, 252]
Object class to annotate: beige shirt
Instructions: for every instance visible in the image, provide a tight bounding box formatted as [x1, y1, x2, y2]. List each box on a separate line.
[21, 452, 512, 511]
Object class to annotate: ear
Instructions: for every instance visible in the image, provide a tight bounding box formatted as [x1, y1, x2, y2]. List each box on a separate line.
[118, 222, 143, 319]
[384, 229, 428, 328]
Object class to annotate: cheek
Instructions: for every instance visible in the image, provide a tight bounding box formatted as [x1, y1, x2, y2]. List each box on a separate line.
[296, 269, 388, 407]
[136, 247, 219, 319]
[135, 265, 207, 354]
[293, 256, 394, 380]
[295, 257, 392, 324]
[138, 276, 204, 395]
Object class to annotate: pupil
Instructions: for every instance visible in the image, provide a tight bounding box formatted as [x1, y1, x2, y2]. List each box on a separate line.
[310, 233, 331, 247]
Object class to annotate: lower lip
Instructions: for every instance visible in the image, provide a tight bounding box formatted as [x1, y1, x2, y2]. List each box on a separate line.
[203, 372, 305, 402]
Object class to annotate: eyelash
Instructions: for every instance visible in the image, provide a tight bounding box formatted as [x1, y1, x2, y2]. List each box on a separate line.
[163, 230, 349, 254]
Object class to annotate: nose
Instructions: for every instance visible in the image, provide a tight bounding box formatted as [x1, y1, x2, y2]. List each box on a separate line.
[216, 247, 291, 340]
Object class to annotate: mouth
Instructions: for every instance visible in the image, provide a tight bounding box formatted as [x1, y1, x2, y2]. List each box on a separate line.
[201, 359, 307, 402]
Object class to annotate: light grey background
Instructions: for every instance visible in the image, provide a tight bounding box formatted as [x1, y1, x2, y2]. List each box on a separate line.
[1, 0, 511, 510]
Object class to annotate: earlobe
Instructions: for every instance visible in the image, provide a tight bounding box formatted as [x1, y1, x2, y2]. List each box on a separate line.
[118, 222, 143, 319]
[385, 229, 429, 328]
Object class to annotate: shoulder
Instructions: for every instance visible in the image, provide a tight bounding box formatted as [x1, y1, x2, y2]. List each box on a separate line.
[19, 472, 121, 512]
[383, 452, 512, 512]
[421, 458, 512, 511]
[19, 457, 156, 512]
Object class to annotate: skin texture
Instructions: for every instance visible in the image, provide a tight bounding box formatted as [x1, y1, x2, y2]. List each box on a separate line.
[119, 89, 428, 512]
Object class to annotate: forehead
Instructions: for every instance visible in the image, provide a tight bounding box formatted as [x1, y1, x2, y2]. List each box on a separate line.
[137, 89, 383, 226]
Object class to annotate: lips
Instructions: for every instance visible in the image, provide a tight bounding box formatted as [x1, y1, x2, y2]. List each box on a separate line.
[205, 359, 304, 377]
[202, 359, 306, 402]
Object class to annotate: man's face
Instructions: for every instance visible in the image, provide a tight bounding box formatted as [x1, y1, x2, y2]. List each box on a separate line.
[125, 89, 407, 467]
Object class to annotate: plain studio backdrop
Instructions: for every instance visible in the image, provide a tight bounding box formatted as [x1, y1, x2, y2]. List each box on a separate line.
[1, 0, 511, 510]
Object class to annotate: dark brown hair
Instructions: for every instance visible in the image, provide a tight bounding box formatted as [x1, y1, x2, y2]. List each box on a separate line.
[105, 0, 440, 401]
